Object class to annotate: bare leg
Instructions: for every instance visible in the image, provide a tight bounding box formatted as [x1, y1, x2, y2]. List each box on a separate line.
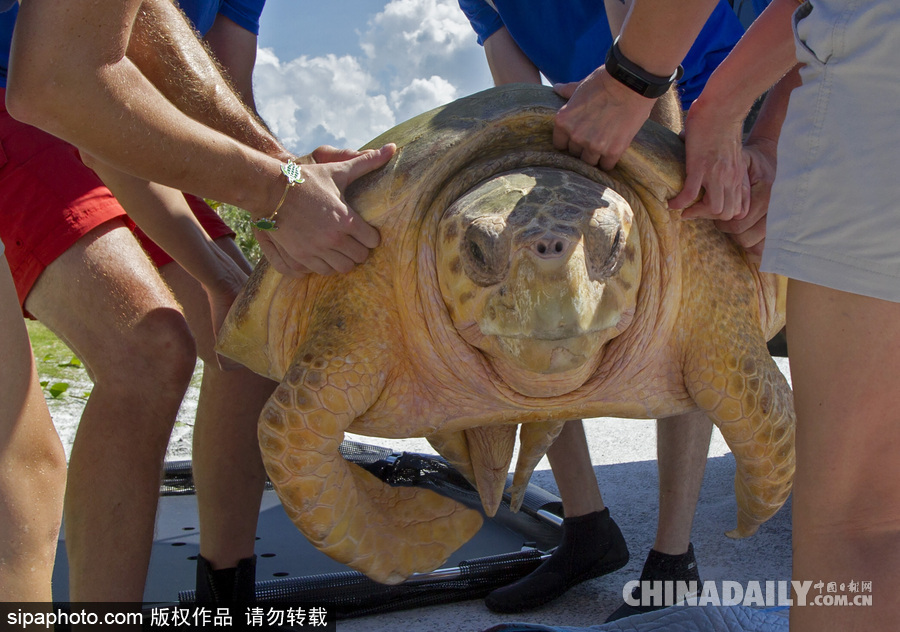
[788, 280, 900, 632]
[26, 223, 197, 601]
[547, 419, 605, 516]
[605, 411, 710, 621]
[0, 258, 67, 601]
[484, 419, 628, 613]
[550, 413, 710, 549]
[654, 410, 711, 555]
[160, 237, 273, 572]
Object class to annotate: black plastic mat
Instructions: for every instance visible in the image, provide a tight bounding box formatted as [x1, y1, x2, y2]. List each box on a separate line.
[52, 441, 563, 618]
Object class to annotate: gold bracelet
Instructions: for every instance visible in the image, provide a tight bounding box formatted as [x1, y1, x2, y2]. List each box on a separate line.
[252, 159, 305, 231]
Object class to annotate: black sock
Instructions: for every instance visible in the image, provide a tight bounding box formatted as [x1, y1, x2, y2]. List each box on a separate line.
[539, 509, 623, 579]
[195, 554, 257, 605]
[484, 508, 629, 614]
[605, 543, 700, 623]
[640, 543, 700, 583]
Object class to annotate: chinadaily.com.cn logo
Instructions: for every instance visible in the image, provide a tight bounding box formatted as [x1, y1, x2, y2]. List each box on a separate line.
[623, 579, 873, 608]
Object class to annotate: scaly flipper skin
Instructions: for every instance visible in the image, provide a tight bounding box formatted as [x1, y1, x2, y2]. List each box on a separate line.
[507, 420, 567, 512]
[427, 430, 477, 486]
[462, 425, 517, 517]
[428, 420, 567, 514]
[258, 332, 482, 585]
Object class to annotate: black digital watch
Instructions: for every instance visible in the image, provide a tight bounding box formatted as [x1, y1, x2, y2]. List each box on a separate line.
[604, 37, 684, 99]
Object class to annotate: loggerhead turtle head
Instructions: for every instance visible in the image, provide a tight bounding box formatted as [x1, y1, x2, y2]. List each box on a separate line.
[437, 166, 641, 397]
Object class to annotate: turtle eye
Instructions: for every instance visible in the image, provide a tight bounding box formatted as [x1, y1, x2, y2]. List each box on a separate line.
[462, 220, 510, 286]
[469, 241, 487, 267]
[585, 215, 626, 279]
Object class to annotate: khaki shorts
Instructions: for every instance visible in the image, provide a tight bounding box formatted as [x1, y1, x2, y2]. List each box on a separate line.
[761, 0, 900, 302]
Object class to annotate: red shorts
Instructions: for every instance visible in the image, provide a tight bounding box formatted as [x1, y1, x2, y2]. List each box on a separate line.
[0, 90, 234, 307]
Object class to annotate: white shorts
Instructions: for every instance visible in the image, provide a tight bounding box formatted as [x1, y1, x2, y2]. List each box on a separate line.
[761, 0, 900, 302]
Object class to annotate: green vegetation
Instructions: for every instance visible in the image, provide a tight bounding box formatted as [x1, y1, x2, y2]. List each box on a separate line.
[209, 200, 261, 265]
[27, 320, 205, 402]
[26, 321, 92, 400]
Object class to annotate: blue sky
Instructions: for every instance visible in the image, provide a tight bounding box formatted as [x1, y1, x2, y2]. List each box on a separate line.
[253, 0, 494, 153]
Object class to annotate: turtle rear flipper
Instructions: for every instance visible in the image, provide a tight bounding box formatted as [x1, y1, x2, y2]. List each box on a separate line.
[429, 426, 518, 517]
[507, 420, 567, 512]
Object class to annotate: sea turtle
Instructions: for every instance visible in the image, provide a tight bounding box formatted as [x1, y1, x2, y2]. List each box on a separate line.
[217, 84, 794, 586]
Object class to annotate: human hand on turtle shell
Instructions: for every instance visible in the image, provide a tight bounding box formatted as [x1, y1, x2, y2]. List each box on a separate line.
[255, 143, 396, 277]
[715, 139, 777, 262]
[669, 99, 750, 221]
[552, 67, 656, 171]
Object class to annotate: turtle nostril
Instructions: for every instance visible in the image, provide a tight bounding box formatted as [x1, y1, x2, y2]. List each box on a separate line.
[533, 236, 569, 258]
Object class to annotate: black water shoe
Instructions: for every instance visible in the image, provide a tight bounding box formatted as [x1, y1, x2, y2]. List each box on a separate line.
[484, 508, 629, 613]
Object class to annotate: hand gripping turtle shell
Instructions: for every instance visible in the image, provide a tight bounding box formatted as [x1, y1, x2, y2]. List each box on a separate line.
[218, 84, 794, 585]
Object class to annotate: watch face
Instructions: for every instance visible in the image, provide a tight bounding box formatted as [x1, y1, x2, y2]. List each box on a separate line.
[613, 69, 652, 95]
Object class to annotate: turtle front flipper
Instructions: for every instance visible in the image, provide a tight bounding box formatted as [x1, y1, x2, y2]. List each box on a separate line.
[259, 345, 482, 585]
[686, 342, 795, 538]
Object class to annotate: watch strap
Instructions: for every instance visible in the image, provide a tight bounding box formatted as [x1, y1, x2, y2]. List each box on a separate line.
[604, 37, 684, 99]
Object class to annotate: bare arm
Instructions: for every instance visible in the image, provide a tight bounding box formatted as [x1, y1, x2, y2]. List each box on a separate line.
[125, 0, 278, 158]
[742, 63, 801, 149]
[604, 0, 627, 37]
[203, 13, 259, 109]
[714, 64, 802, 259]
[553, 0, 719, 170]
[7, 0, 394, 277]
[8, 0, 281, 212]
[80, 8, 265, 350]
[94, 4, 265, 290]
[483, 26, 541, 85]
[670, 0, 801, 216]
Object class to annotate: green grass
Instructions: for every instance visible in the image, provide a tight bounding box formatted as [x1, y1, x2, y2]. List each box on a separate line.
[26, 321, 93, 400]
[27, 320, 205, 402]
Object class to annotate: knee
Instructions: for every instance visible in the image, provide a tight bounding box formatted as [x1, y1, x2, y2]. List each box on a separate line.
[2, 423, 67, 551]
[135, 307, 198, 384]
[21, 424, 68, 500]
[98, 307, 198, 394]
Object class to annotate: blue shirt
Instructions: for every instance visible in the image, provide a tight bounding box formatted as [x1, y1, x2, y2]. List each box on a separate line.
[458, 0, 745, 110]
[178, 0, 264, 38]
[0, 0, 265, 88]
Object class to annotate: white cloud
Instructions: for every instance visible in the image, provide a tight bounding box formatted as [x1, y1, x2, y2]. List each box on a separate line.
[390, 75, 459, 122]
[254, 48, 396, 151]
[252, 0, 492, 153]
[359, 0, 491, 96]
